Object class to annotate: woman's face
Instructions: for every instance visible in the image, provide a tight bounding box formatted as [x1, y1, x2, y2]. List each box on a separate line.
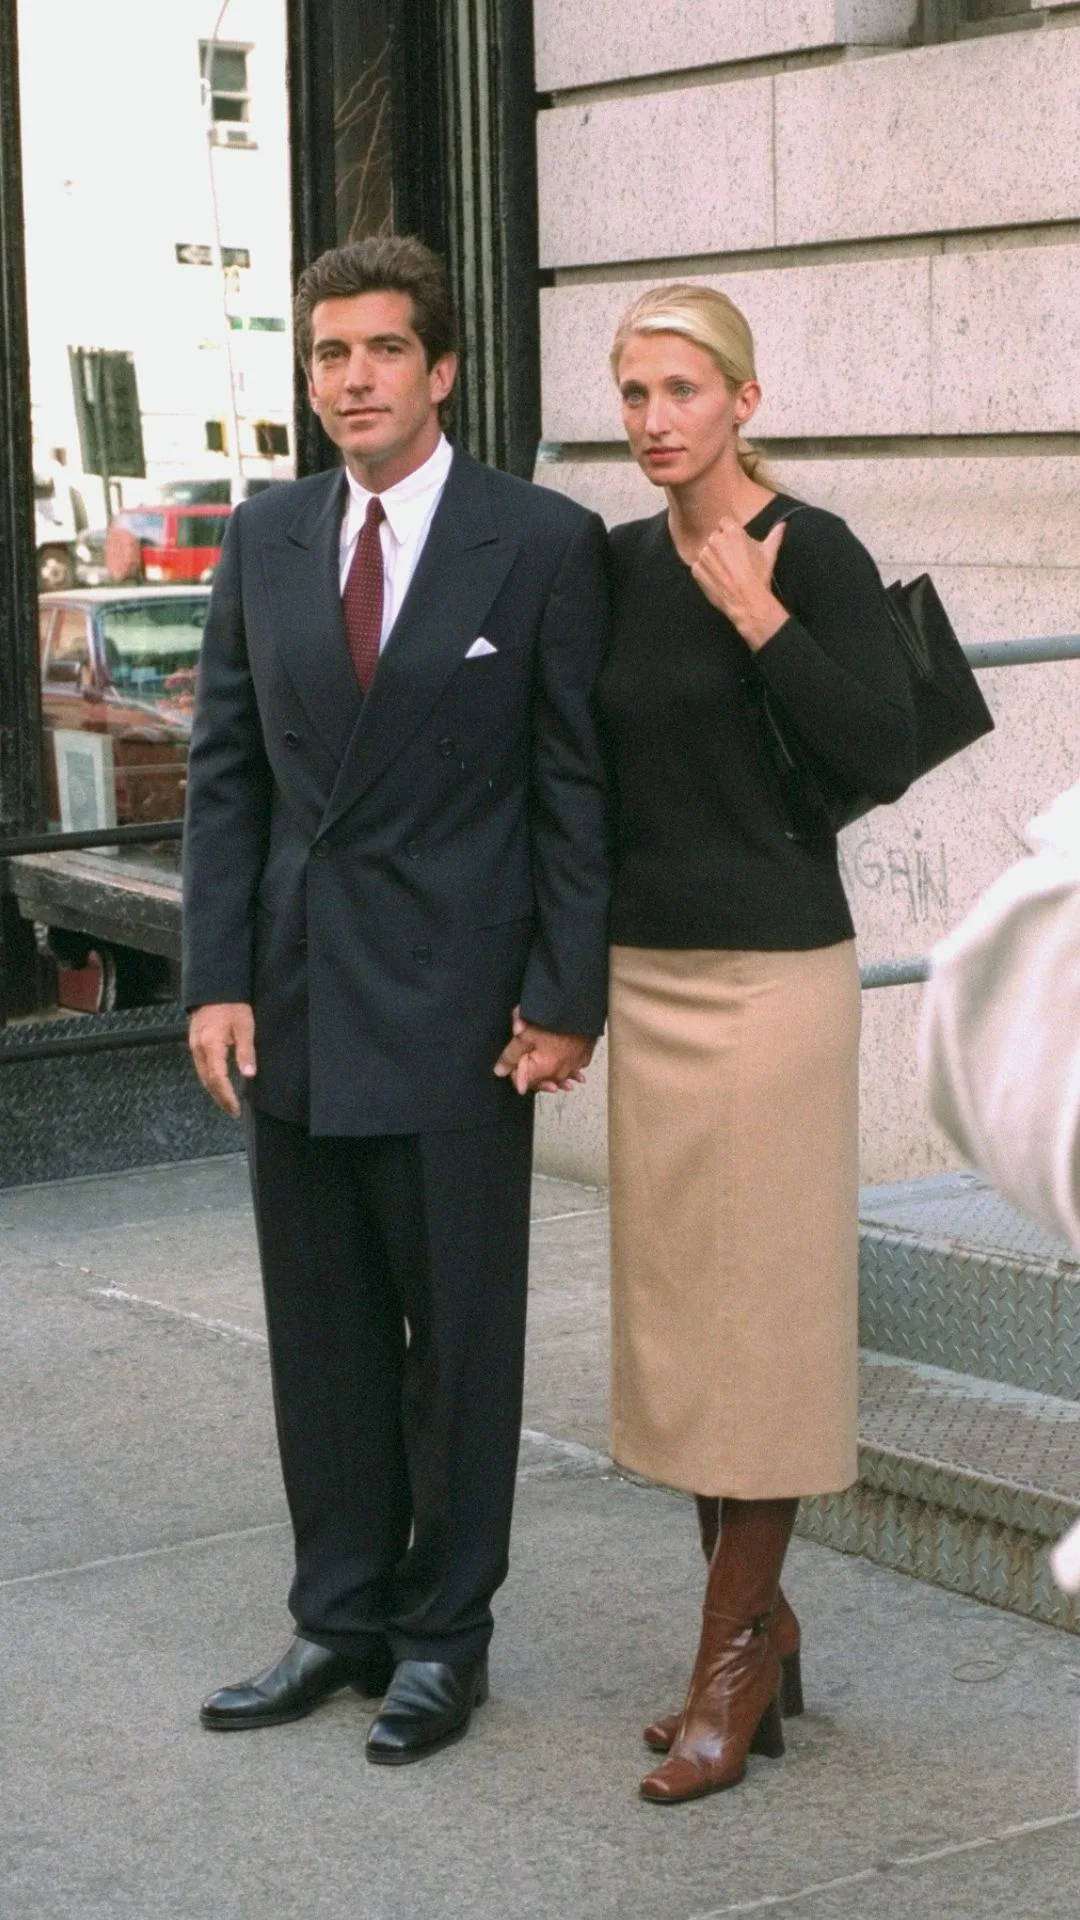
[616, 330, 760, 490]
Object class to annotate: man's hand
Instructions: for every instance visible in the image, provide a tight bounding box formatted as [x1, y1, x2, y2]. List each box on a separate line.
[494, 1009, 595, 1095]
[189, 1002, 256, 1117]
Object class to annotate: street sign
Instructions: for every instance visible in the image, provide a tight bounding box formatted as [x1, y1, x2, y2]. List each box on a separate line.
[175, 244, 251, 268]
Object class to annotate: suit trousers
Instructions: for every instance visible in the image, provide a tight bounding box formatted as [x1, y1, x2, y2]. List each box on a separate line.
[245, 1098, 535, 1663]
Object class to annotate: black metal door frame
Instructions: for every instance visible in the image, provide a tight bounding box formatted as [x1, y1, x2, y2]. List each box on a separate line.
[287, 0, 541, 480]
[0, 0, 42, 842]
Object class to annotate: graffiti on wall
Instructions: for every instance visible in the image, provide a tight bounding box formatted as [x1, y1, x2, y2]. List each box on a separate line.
[838, 829, 949, 927]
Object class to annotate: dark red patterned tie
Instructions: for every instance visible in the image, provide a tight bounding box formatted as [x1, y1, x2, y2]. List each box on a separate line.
[342, 495, 385, 693]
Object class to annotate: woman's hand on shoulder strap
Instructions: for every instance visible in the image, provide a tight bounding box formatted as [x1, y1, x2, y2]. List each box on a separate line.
[691, 517, 789, 653]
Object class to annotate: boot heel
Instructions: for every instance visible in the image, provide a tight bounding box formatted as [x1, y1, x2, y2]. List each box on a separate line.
[749, 1695, 785, 1760]
[780, 1647, 804, 1718]
[474, 1670, 490, 1708]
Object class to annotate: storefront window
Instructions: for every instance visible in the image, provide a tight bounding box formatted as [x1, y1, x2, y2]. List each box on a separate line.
[8, 0, 410, 1012]
[17, 0, 294, 1006]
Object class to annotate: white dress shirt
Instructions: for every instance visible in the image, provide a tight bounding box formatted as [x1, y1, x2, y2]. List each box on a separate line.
[338, 433, 454, 651]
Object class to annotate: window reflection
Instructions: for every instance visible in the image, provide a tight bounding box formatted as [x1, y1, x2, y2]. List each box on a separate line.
[17, 0, 295, 1007]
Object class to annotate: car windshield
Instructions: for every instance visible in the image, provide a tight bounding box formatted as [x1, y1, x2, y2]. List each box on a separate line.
[99, 599, 206, 719]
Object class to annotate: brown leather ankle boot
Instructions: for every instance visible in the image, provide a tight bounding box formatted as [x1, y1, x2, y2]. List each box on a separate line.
[640, 1497, 796, 1804]
[643, 1590, 801, 1750]
[642, 1499, 803, 1752]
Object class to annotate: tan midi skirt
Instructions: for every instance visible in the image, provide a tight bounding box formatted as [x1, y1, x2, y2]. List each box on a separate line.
[608, 942, 861, 1499]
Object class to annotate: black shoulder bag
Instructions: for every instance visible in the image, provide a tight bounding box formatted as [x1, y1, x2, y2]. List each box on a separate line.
[745, 506, 995, 842]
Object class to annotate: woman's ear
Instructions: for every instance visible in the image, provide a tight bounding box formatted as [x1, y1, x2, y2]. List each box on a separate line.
[736, 380, 762, 427]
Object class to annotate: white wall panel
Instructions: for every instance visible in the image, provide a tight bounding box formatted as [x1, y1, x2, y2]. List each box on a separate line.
[932, 245, 1080, 435]
[776, 31, 1080, 244]
[536, 455, 1080, 575]
[534, 0, 916, 93]
[541, 261, 933, 442]
[537, 81, 774, 268]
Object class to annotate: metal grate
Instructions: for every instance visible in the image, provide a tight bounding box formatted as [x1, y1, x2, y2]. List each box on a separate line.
[860, 1174, 1078, 1268]
[858, 1176, 1080, 1400]
[859, 1353, 1080, 1501]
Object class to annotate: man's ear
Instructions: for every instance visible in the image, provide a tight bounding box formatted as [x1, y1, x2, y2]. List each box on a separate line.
[431, 353, 458, 407]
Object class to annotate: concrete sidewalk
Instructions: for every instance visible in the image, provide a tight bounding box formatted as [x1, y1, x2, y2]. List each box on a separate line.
[3, 1156, 1079, 1919]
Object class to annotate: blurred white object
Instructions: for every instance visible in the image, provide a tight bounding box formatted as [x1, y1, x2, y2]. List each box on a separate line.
[920, 780, 1080, 1250]
[920, 784, 1080, 1602]
[1050, 1515, 1080, 1597]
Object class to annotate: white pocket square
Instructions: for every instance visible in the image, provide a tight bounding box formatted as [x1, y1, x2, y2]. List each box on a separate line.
[465, 636, 497, 658]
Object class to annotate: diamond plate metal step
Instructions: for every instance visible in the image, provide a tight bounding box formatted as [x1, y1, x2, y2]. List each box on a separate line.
[858, 1173, 1080, 1399]
[798, 1350, 1080, 1633]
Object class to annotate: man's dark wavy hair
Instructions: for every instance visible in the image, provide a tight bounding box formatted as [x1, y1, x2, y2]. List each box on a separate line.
[293, 235, 458, 374]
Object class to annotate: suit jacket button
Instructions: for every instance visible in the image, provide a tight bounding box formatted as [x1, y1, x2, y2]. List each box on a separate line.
[312, 840, 328, 859]
[283, 730, 300, 747]
[405, 838, 421, 859]
[413, 944, 432, 965]
[437, 737, 455, 757]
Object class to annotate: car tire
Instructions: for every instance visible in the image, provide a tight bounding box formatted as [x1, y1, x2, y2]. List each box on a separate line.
[38, 544, 76, 591]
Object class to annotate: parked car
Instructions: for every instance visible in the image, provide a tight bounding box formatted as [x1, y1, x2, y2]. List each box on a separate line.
[38, 587, 208, 826]
[104, 503, 231, 585]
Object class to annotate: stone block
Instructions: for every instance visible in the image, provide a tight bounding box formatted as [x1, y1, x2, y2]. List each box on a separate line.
[541, 260, 933, 442]
[776, 31, 1080, 244]
[537, 81, 774, 268]
[537, 454, 1080, 577]
[768, 456, 1080, 572]
[534, 0, 917, 93]
[535, 458, 657, 526]
[932, 245, 1080, 435]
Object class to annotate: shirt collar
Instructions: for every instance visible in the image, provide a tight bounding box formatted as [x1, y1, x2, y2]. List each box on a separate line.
[344, 434, 454, 544]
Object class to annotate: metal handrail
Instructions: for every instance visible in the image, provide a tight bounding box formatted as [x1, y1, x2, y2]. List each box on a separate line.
[0, 1019, 188, 1064]
[860, 957, 931, 991]
[0, 820, 183, 859]
[964, 635, 1080, 669]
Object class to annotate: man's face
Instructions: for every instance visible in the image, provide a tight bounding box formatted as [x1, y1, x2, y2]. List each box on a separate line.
[306, 289, 456, 487]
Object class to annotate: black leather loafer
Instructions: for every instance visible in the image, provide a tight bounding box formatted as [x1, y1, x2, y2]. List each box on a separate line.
[365, 1654, 489, 1765]
[200, 1634, 394, 1730]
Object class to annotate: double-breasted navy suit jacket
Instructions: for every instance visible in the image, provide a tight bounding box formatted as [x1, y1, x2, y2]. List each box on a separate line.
[181, 446, 612, 1136]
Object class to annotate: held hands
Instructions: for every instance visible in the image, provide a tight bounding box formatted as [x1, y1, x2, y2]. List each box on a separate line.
[189, 1002, 256, 1117]
[690, 517, 788, 652]
[494, 1007, 595, 1095]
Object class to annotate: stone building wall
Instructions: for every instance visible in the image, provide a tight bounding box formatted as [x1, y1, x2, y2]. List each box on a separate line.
[530, 1, 1080, 1186]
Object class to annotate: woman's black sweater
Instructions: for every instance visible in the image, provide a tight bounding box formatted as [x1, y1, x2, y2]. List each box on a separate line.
[597, 494, 916, 950]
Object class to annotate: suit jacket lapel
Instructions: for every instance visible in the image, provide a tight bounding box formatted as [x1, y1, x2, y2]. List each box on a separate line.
[320, 448, 519, 832]
[259, 470, 361, 763]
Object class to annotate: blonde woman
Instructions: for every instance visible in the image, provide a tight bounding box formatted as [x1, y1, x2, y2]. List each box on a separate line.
[597, 285, 915, 1804]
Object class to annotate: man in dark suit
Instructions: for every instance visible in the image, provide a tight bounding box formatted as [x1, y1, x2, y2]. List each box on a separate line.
[182, 236, 609, 1764]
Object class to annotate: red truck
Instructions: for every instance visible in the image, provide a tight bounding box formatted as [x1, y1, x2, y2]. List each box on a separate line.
[104, 503, 231, 585]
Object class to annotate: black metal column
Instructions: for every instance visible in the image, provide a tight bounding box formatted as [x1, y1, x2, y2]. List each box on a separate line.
[286, 0, 339, 477]
[438, 0, 541, 478]
[0, 0, 42, 838]
[0, 0, 47, 1020]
